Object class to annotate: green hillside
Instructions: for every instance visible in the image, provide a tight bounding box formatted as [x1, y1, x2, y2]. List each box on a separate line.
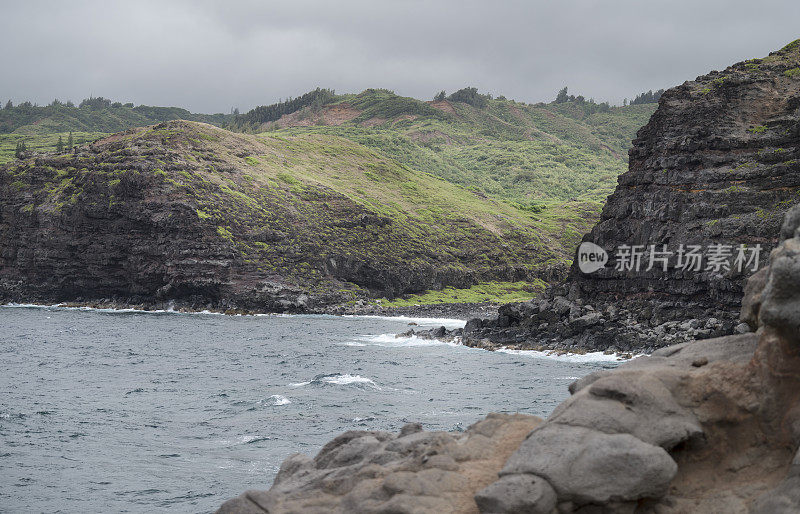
[246, 89, 656, 205]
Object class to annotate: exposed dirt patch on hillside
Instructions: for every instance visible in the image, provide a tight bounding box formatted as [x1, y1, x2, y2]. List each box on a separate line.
[600, 144, 620, 159]
[408, 130, 454, 145]
[274, 103, 361, 128]
[429, 100, 457, 115]
[508, 104, 526, 120]
[360, 117, 387, 127]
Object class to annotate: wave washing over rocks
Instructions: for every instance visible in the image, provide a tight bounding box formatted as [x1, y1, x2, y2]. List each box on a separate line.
[216, 42, 800, 513]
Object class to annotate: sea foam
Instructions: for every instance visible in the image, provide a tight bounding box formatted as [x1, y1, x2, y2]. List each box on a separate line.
[290, 373, 381, 390]
[497, 348, 642, 363]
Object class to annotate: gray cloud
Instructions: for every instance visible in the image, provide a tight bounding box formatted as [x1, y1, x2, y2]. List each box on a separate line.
[2, 0, 798, 113]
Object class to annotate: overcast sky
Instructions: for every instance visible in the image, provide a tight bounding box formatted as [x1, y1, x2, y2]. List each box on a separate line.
[2, 0, 799, 113]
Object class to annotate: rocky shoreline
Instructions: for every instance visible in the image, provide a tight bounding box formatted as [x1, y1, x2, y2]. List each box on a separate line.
[217, 202, 800, 514]
[0, 298, 494, 321]
[402, 289, 752, 355]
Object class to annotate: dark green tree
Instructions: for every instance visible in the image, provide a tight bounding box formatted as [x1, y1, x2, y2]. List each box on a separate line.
[447, 87, 489, 108]
[630, 89, 664, 105]
[4, 99, 12, 109]
[67, 132, 74, 150]
[56, 135, 64, 153]
[434, 90, 446, 102]
[555, 87, 569, 103]
[14, 141, 27, 159]
[233, 88, 335, 128]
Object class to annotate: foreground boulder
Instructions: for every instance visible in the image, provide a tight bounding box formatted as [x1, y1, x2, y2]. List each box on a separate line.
[217, 413, 541, 513]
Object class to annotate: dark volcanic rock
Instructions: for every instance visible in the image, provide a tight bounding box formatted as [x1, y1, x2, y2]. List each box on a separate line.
[462, 40, 800, 353]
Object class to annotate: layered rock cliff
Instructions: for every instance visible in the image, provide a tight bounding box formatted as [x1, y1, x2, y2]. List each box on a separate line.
[217, 203, 800, 514]
[0, 121, 569, 312]
[460, 40, 800, 352]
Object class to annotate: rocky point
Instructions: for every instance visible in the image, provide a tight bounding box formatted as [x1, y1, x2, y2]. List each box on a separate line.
[455, 40, 800, 354]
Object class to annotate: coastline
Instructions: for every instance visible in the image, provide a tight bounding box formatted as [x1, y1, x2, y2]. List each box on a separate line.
[1, 301, 644, 362]
[0, 298, 498, 320]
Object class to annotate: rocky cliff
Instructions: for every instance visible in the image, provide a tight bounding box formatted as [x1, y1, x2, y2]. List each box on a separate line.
[460, 40, 800, 353]
[217, 203, 800, 514]
[0, 121, 573, 312]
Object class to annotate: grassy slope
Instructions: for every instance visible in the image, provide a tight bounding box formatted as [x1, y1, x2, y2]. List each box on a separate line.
[253, 91, 655, 303]
[266, 90, 655, 205]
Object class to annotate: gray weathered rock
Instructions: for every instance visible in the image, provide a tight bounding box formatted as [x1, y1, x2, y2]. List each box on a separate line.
[499, 423, 677, 505]
[474, 474, 556, 514]
[216, 413, 541, 514]
[749, 449, 800, 513]
[758, 237, 800, 343]
[548, 372, 703, 449]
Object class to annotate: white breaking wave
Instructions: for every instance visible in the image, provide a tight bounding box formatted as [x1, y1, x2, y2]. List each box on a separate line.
[497, 348, 642, 363]
[320, 374, 379, 387]
[289, 373, 381, 390]
[350, 333, 464, 348]
[0, 302, 219, 316]
[344, 315, 466, 329]
[268, 395, 291, 406]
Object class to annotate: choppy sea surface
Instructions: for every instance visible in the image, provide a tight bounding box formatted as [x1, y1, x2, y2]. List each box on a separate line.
[0, 305, 622, 513]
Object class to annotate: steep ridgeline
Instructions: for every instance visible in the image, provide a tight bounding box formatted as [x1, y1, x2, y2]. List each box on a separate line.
[0, 121, 576, 312]
[457, 40, 800, 353]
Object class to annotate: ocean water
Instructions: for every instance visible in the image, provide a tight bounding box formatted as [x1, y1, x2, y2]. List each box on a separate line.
[0, 305, 622, 513]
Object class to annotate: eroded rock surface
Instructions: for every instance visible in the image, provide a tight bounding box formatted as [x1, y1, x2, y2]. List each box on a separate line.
[216, 413, 541, 514]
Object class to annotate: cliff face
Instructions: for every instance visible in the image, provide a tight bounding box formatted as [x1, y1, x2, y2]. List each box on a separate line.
[461, 40, 800, 352]
[578, 39, 800, 308]
[0, 121, 570, 312]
